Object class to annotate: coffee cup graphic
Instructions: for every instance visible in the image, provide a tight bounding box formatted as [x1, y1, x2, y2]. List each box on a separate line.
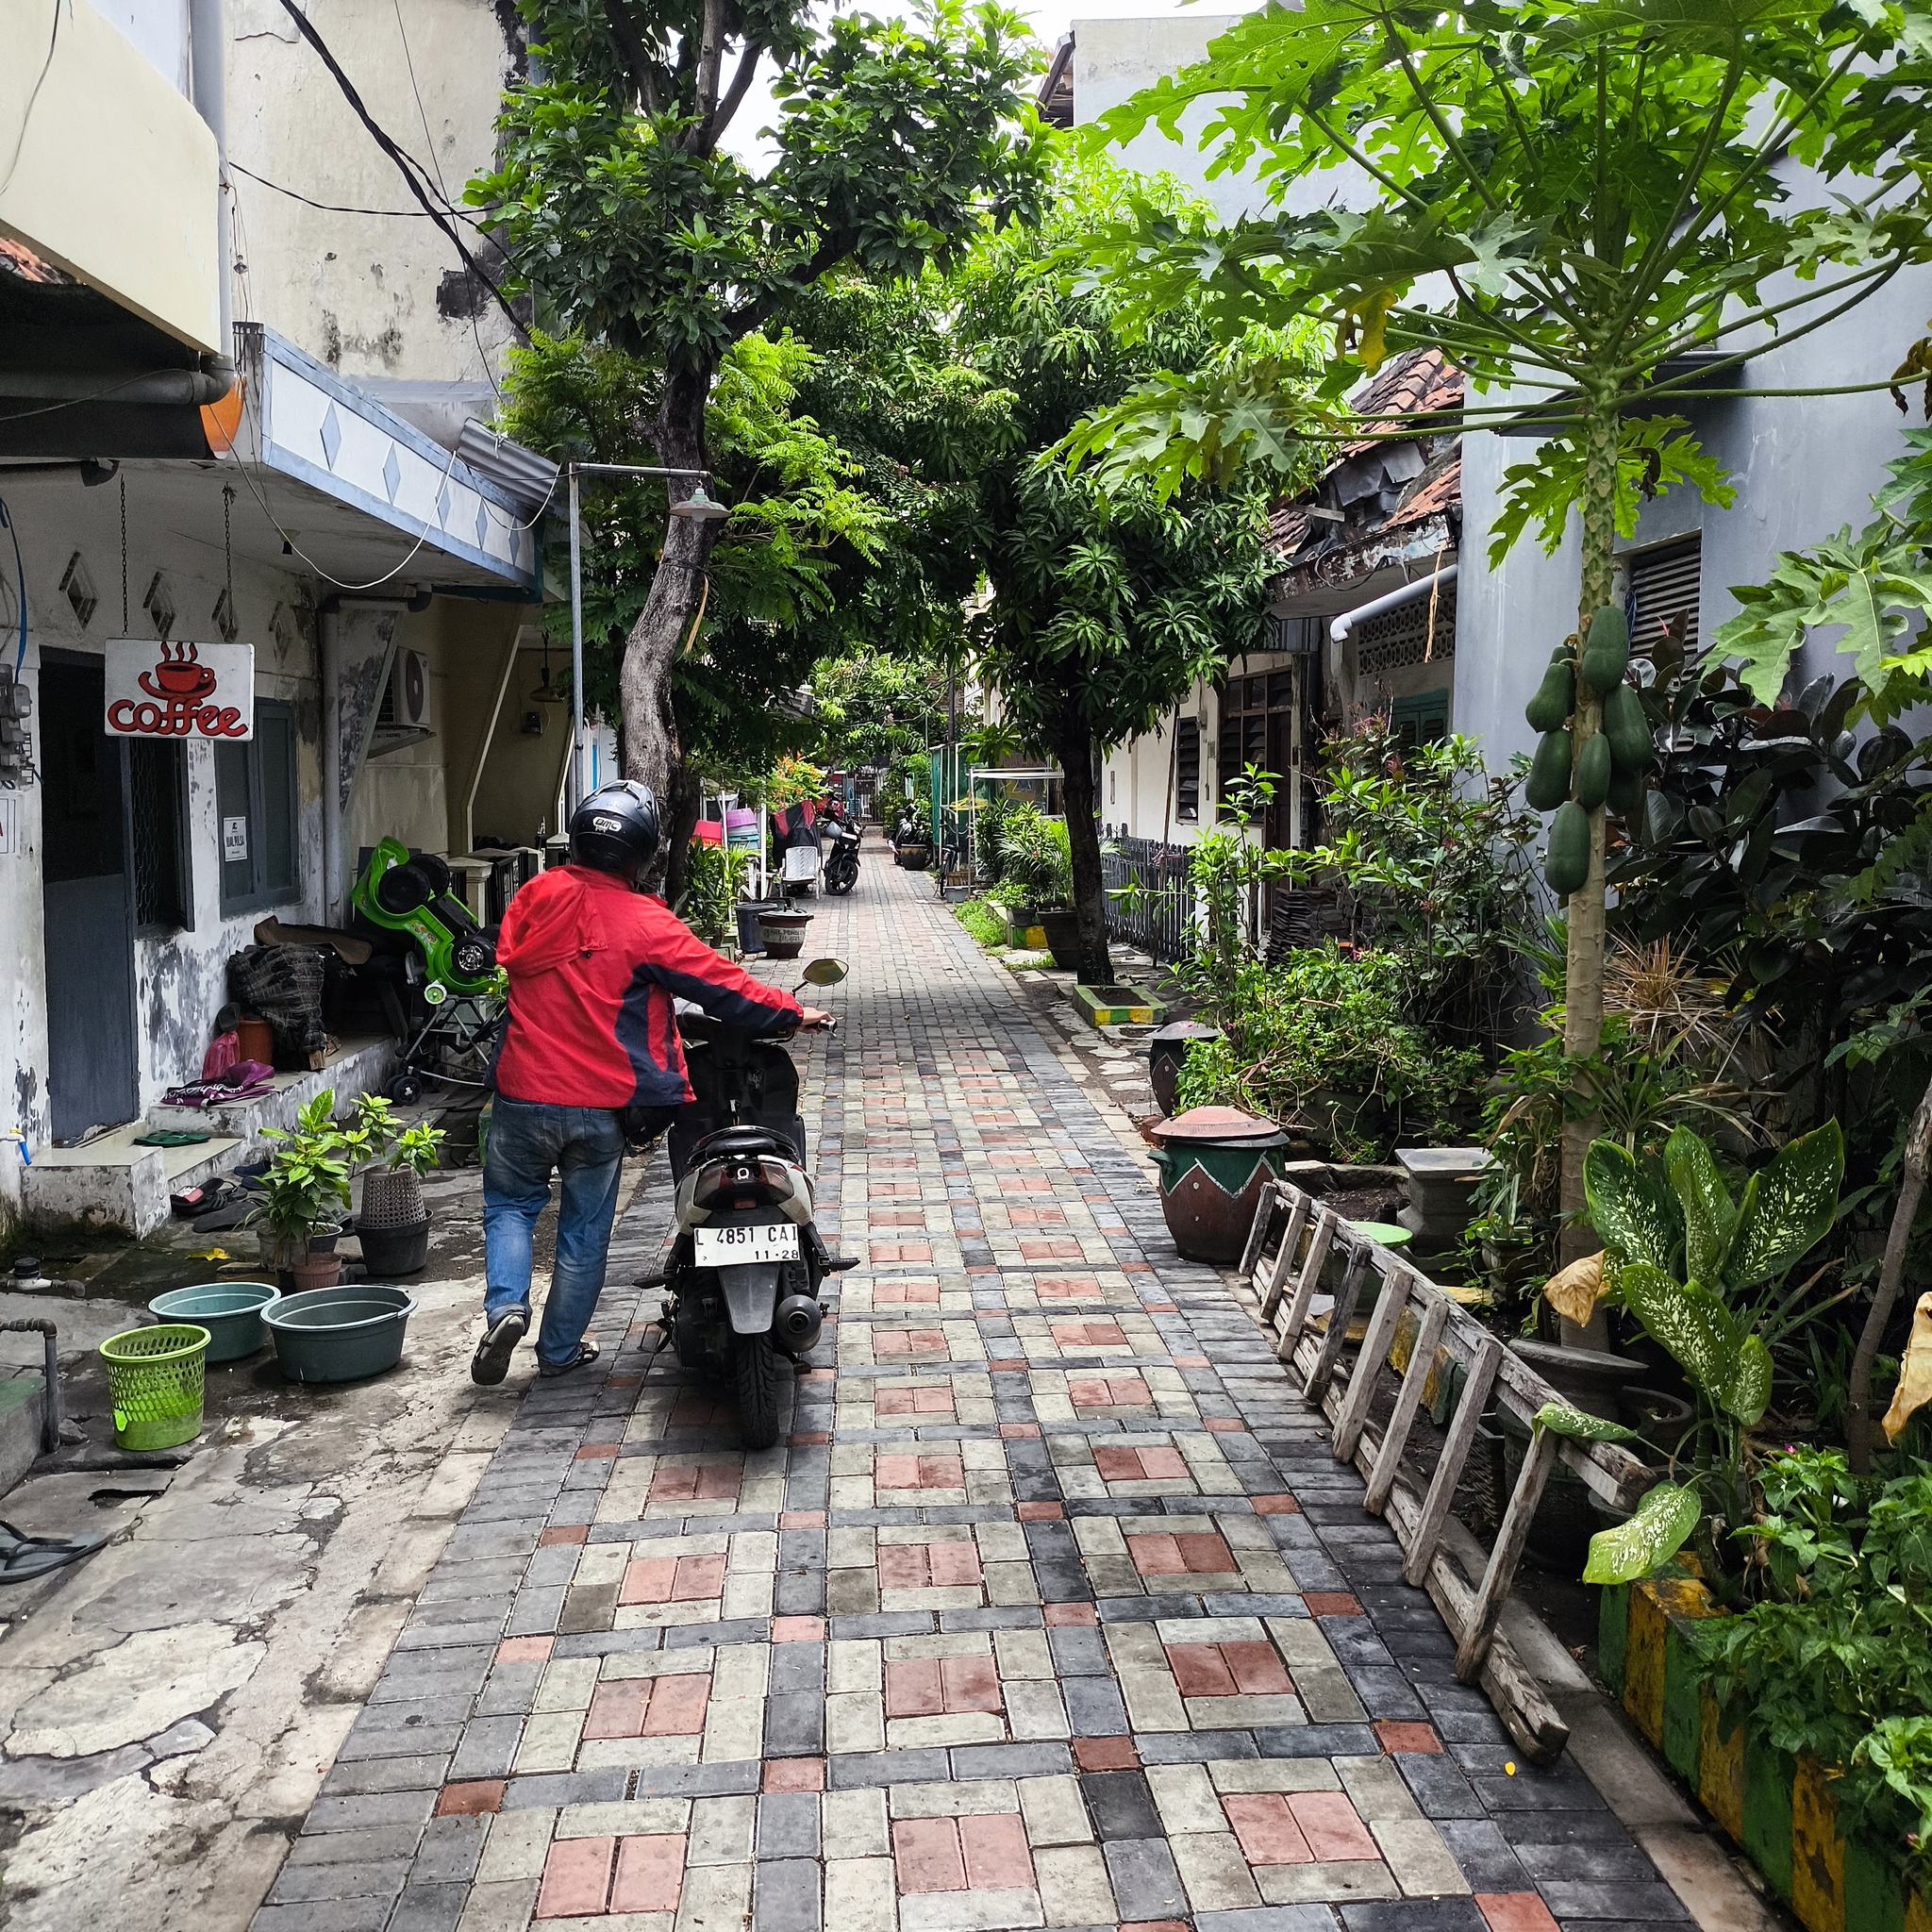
[140, 641, 219, 701]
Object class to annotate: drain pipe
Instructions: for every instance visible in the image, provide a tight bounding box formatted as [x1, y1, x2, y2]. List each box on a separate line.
[1330, 562, 1459, 641]
[0, 1322, 60, 1454]
[321, 607, 342, 923]
[189, 0, 233, 356]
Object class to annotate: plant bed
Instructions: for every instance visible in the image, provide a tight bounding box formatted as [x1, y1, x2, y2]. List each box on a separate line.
[985, 900, 1047, 950]
[1073, 982, 1168, 1027]
[1601, 1574, 1928, 1932]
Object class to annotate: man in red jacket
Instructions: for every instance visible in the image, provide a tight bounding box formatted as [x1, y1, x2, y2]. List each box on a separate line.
[473, 780, 830, 1385]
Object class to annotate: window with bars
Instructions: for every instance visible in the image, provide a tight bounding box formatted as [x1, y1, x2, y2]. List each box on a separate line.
[1174, 717, 1201, 822]
[127, 740, 191, 933]
[216, 701, 300, 916]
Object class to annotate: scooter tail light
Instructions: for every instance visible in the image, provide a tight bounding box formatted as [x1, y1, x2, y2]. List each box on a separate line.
[756, 1158, 794, 1198]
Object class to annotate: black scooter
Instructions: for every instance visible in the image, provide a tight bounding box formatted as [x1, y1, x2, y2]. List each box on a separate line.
[824, 817, 860, 895]
[650, 959, 851, 1448]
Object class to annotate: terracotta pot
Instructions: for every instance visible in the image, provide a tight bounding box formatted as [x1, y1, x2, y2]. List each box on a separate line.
[1147, 1021, 1221, 1116]
[289, 1252, 343, 1293]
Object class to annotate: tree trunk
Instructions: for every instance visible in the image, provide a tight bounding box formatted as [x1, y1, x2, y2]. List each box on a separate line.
[1847, 1070, 1932, 1474]
[620, 362, 723, 798]
[661, 763, 704, 917]
[1055, 714, 1111, 985]
[1557, 387, 1621, 1285]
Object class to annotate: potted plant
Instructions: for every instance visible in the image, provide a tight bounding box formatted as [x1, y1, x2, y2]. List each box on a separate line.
[997, 806, 1080, 969]
[353, 1093, 443, 1278]
[250, 1091, 353, 1291]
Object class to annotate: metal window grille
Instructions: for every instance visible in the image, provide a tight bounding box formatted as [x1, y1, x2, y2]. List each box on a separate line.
[127, 740, 189, 933]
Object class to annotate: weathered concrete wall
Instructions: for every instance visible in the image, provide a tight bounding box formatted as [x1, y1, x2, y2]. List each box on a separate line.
[0, 469, 325, 1236]
[225, 0, 524, 386]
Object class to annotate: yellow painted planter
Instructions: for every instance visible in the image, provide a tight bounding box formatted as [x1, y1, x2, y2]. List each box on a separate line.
[1603, 1576, 1924, 1932]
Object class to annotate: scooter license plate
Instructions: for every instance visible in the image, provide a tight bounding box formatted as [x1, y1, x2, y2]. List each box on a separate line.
[693, 1223, 801, 1266]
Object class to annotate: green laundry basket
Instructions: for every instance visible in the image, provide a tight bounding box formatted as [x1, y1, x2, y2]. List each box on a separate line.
[99, 1324, 211, 1451]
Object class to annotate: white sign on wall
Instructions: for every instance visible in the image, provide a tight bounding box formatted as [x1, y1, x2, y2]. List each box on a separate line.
[223, 816, 248, 861]
[104, 639, 254, 741]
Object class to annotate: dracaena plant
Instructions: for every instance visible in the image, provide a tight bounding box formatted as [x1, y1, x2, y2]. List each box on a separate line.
[1569, 1119, 1845, 1592]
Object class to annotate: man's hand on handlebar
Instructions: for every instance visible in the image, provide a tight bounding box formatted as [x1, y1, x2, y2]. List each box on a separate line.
[797, 1007, 837, 1030]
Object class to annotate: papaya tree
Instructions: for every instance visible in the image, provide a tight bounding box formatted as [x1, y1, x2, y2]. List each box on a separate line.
[468, 0, 1042, 810]
[1061, 0, 1932, 1254]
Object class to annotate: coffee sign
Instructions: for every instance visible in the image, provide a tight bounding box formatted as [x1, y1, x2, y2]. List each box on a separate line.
[105, 639, 254, 741]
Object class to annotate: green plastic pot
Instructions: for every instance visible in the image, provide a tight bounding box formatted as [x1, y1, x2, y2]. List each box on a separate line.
[265, 1284, 417, 1384]
[148, 1281, 280, 1364]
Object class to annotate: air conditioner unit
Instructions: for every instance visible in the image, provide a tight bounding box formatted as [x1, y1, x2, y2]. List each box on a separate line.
[370, 649, 434, 757]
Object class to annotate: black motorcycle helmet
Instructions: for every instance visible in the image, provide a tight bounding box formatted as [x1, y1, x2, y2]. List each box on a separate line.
[568, 780, 663, 883]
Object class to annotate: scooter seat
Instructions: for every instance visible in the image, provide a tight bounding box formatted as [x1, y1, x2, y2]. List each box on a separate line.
[693, 1125, 789, 1161]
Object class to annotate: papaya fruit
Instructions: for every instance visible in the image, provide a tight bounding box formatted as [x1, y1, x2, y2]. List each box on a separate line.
[1602, 683, 1652, 773]
[1524, 657, 1575, 734]
[1607, 764, 1646, 821]
[1524, 728, 1573, 811]
[1580, 605, 1630, 692]
[1574, 732, 1611, 811]
[1544, 800, 1591, 898]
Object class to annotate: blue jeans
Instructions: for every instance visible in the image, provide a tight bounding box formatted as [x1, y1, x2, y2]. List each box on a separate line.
[482, 1096, 625, 1370]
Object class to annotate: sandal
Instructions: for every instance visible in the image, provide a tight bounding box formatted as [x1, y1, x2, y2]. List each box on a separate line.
[538, 1340, 601, 1378]
[0, 1521, 108, 1584]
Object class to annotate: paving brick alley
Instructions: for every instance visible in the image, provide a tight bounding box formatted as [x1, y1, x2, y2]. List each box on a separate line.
[254, 848, 1687, 1932]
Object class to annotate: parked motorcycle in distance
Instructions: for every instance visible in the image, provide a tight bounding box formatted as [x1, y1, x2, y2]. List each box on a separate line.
[824, 815, 860, 895]
[649, 958, 853, 1448]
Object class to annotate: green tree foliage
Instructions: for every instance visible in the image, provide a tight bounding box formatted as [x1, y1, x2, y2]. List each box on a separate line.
[957, 162, 1297, 981]
[470, 0, 1042, 807]
[1062, 0, 1932, 1248]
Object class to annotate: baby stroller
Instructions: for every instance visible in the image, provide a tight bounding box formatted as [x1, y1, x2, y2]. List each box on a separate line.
[350, 839, 508, 1105]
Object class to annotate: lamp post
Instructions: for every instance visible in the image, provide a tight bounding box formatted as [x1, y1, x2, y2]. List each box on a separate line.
[566, 463, 729, 813]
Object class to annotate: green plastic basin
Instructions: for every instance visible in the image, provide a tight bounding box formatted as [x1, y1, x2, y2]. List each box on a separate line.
[264, 1284, 417, 1384]
[148, 1281, 280, 1363]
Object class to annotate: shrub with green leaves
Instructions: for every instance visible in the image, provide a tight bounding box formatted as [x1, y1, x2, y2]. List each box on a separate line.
[996, 806, 1074, 911]
[1695, 1449, 1932, 1876]
[1174, 946, 1482, 1162]
[1576, 1121, 1845, 1591]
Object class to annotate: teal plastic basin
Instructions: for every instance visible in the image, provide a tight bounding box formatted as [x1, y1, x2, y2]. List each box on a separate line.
[148, 1281, 280, 1364]
[264, 1284, 416, 1384]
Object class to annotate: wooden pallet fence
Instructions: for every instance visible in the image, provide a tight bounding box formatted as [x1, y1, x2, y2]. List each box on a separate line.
[1238, 1177, 1654, 1766]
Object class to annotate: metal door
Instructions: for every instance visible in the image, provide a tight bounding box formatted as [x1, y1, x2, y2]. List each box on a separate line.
[40, 657, 139, 1141]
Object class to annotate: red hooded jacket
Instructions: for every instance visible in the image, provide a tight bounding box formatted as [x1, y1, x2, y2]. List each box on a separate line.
[491, 866, 801, 1109]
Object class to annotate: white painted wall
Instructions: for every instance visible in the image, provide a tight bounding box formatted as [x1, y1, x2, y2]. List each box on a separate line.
[0, 470, 326, 1230]
[86, 0, 192, 92]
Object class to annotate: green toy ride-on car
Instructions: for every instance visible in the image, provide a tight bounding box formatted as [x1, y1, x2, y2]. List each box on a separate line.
[351, 838, 508, 1104]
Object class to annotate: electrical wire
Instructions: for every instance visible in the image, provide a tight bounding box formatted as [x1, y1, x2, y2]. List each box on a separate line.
[0, 0, 61, 202]
[225, 158, 501, 225]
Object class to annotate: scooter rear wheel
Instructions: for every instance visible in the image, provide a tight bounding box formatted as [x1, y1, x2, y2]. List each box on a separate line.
[734, 1333, 786, 1451]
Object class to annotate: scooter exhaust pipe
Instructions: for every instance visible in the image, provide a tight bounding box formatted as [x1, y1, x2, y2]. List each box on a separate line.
[773, 1293, 823, 1356]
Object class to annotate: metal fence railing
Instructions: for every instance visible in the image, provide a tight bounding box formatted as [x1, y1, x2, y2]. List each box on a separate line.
[1101, 837, 1196, 961]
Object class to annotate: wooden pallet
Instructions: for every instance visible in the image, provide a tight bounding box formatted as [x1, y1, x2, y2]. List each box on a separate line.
[1239, 1181, 1653, 1766]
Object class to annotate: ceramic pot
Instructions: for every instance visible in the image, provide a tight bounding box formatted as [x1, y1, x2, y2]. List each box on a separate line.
[1147, 1022, 1221, 1116]
[1149, 1108, 1289, 1264]
[898, 844, 930, 872]
[758, 909, 812, 960]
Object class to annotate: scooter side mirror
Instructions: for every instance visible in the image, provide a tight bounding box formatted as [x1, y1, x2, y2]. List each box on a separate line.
[799, 958, 848, 987]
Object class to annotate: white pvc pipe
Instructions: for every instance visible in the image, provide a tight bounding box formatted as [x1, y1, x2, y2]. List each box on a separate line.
[1330, 562, 1459, 641]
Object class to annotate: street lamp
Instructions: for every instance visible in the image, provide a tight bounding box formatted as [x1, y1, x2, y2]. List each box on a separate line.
[566, 461, 722, 812]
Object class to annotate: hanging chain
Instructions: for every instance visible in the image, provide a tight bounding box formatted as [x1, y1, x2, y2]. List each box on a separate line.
[223, 485, 235, 622]
[120, 474, 128, 633]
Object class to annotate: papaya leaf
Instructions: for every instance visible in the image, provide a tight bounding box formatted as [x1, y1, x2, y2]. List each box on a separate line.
[1584, 1141, 1682, 1274]
[1583, 1481, 1704, 1585]
[1723, 1332, 1774, 1427]
[1535, 1402, 1641, 1443]
[1724, 1120, 1845, 1291]
[1670, 1135, 1739, 1291]
[1619, 1263, 1738, 1398]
